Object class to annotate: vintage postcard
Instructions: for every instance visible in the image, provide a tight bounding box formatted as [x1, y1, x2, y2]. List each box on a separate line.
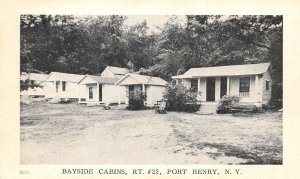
[0, 0, 300, 178]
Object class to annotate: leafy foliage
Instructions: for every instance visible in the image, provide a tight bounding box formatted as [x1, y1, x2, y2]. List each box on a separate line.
[126, 89, 146, 110]
[20, 15, 283, 102]
[216, 95, 241, 114]
[163, 84, 200, 112]
[20, 79, 41, 91]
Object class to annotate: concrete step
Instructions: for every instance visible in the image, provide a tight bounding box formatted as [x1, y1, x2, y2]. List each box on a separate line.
[199, 103, 218, 114]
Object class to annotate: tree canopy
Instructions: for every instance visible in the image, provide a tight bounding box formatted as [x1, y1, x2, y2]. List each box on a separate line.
[20, 15, 282, 100]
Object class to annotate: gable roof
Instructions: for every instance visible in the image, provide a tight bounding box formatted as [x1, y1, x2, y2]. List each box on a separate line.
[172, 63, 271, 78]
[105, 66, 129, 75]
[45, 72, 85, 83]
[78, 75, 119, 85]
[115, 73, 167, 86]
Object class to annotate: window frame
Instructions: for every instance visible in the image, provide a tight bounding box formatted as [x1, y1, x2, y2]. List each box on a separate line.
[239, 77, 250, 93]
[177, 79, 183, 85]
[129, 85, 135, 92]
[62, 81, 66, 91]
[55, 81, 59, 92]
[190, 78, 198, 92]
[89, 86, 93, 99]
[266, 80, 270, 91]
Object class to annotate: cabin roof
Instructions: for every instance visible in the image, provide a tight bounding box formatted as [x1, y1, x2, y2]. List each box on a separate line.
[79, 75, 119, 84]
[105, 66, 129, 75]
[115, 73, 167, 86]
[172, 63, 271, 79]
[45, 72, 85, 83]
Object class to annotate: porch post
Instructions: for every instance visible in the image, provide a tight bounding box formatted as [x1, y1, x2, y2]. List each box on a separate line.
[197, 77, 201, 101]
[96, 82, 99, 102]
[125, 86, 129, 105]
[260, 76, 264, 102]
[255, 75, 259, 102]
[142, 84, 146, 106]
[215, 77, 221, 101]
[226, 76, 230, 96]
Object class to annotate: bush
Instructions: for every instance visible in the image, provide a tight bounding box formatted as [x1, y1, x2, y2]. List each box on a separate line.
[262, 104, 270, 110]
[126, 89, 147, 110]
[217, 95, 240, 114]
[163, 84, 200, 113]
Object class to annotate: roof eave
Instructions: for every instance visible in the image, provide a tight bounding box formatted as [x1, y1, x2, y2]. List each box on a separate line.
[191, 72, 266, 78]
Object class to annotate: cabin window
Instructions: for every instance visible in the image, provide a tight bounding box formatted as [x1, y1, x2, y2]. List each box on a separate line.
[55, 81, 59, 92]
[89, 87, 93, 99]
[30, 80, 35, 89]
[178, 79, 182, 85]
[239, 77, 250, 92]
[266, 80, 270, 91]
[191, 79, 198, 91]
[62, 81, 66, 91]
[129, 85, 134, 92]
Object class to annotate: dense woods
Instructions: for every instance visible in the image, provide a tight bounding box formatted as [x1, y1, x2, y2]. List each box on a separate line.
[20, 15, 283, 101]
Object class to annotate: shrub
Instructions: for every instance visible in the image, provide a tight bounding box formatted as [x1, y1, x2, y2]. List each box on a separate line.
[163, 84, 200, 112]
[126, 89, 147, 110]
[217, 95, 240, 114]
[262, 104, 270, 110]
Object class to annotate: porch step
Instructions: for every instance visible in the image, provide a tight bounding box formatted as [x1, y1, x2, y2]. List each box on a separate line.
[199, 103, 218, 114]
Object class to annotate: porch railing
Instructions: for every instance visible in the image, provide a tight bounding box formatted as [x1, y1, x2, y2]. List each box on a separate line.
[239, 92, 250, 98]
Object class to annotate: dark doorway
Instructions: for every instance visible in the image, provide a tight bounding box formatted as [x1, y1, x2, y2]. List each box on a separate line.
[129, 85, 134, 92]
[206, 77, 216, 101]
[220, 77, 227, 98]
[99, 84, 102, 101]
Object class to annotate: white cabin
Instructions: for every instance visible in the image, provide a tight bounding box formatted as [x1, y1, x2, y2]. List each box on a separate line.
[115, 73, 167, 107]
[43, 72, 85, 100]
[78, 75, 126, 105]
[172, 63, 272, 105]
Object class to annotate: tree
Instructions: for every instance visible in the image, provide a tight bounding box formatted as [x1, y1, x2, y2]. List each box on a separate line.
[20, 15, 283, 102]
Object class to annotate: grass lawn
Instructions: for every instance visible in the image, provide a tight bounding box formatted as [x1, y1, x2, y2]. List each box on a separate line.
[20, 99, 282, 165]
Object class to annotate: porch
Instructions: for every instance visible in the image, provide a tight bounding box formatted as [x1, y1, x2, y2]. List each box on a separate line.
[176, 75, 264, 104]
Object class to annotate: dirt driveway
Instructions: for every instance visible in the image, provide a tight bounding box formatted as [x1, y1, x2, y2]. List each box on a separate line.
[20, 100, 282, 164]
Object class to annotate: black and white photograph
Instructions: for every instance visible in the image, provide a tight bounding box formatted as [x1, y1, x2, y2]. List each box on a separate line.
[19, 15, 283, 165]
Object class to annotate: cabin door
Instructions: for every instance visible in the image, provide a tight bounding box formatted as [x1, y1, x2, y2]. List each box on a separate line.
[220, 77, 227, 98]
[129, 85, 134, 92]
[99, 84, 102, 101]
[206, 77, 216, 101]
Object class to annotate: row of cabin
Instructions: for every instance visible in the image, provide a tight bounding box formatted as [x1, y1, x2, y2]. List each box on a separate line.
[20, 63, 273, 106]
[21, 66, 168, 107]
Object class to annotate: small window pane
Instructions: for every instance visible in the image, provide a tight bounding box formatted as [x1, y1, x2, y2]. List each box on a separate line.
[266, 81, 270, 90]
[129, 85, 134, 92]
[239, 77, 250, 92]
[62, 81, 66, 91]
[178, 79, 182, 85]
[56, 81, 59, 92]
[89, 87, 93, 99]
[191, 79, 198, 91]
